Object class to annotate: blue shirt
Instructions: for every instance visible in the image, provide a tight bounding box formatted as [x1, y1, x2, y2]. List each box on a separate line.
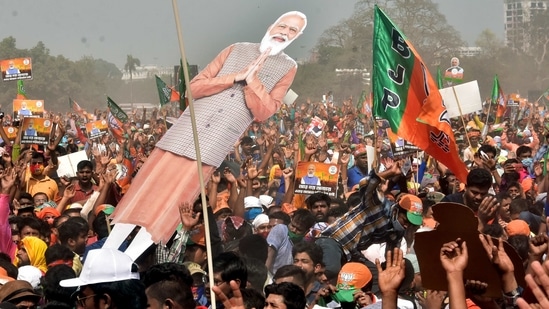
[347, 165, 366, 190]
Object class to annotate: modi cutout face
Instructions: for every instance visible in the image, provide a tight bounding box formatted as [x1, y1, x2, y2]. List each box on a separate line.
[260, 11, 307, 55]
[451, 57, 459, 67]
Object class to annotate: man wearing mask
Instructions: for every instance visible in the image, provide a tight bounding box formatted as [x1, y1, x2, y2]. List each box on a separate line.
[25, 152, 59, 201]
[108, 11, 308, 253]
[266, 208, 315, 274]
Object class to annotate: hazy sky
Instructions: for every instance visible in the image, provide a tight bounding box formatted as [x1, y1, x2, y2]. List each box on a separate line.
[0, 0, 503, 69]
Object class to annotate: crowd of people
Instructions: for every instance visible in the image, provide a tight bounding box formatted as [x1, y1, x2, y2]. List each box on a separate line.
[2, 9, 549, 309]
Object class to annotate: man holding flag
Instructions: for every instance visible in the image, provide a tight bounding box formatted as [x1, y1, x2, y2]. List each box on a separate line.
[106, 11, 308, 247]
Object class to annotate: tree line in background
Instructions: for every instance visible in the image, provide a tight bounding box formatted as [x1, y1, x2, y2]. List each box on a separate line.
[294, 0, 549, 102]
[1, 0, 548, 112]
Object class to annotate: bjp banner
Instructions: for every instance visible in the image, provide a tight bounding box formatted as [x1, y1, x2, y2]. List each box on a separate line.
[85, 119, 108, 140]
[13, 99, 44, 119]
[294, 161, 339, 198]
[20, 117, 52, 145]
[1, 57, 32, 81]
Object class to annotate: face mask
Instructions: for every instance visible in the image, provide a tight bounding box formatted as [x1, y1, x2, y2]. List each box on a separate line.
[391, 207, 405, 233]
[522, 158, 533, 168]
[30, 163, 44, 175]
[288, 230, 304, 243]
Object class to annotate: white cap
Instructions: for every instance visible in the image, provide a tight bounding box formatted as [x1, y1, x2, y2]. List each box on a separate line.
[17, 266, 42, 289]
[259, 195, 274, 208]
[244, 196, 262, 209]
[60, 248, 139, 287]
[493, 136, 501, 143]
[523, 129, 531, 137]
[143, 124, 150, 129]
[252, 214, 270, 229]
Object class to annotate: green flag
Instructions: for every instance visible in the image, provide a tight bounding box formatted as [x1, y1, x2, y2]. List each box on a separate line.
[372, 5, 468, 183]
[107, 96, 128, 123]
[155, 75, 172, 106]
[356, 90, 366, 112]
[436, 67, 443, 89]
[17, 80, 26, 99]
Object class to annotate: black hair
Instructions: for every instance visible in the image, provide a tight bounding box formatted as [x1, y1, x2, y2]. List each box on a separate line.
[272, 265, 306, 289]
[496, 192, 512, 203]
[142, 262, 193, 288]
[292, 241, 323, 266]
[268, 211, 291, 225]
[19, 192, 33, 201]
[507, 235, 529, 261]
[31, 151, 45, 161]
[327, 206, 348, 219]
[482, 223, 504, 238]
[291, 209, 316, 233]
[210, 252, 248, 288]
[330, 198, 346, 210]
[346, 191, 362, 208]
[145, 280, 195, 309]
[92, 211, 111, 240]
[305, 193, 331, 210]
[89, 279, 147, 309]
[510, 198, 529, 215]
[240, 288, 265, 309]
[45, 244, 76, 267]
[0, 252, 18, 278]
[241, 136, 254, 145]
[238, 235, 268, 263]
[17, 217, 43, 236]
[516, 145, 532, 159]
[264, 282, 306, 309]
[477, 144, 497, 158]
[466, 168, 493, 190]
[241, 257, 268, 295]
[57, 217, 89, 245]
[53, 215, 71, 229]
[42, 265, 77, 305]
[76, 160, 93, 171]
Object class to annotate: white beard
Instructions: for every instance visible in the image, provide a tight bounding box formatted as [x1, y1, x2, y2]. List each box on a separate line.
[259, 31, 293, 56]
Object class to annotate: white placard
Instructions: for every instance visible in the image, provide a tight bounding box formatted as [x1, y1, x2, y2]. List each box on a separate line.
[439, 80, 483, 118]
[57, 150, 89, 178]
[366, 145, 375, 173]
[283, 89, 298, 106]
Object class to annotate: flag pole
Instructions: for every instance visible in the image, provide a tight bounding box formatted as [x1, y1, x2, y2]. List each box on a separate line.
[171, 1, 216, 307]
[452, 86, 472, 148]
[481, 101, 492, 139]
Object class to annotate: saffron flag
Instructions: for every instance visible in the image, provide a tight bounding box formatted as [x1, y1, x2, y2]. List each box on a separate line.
[372, 5, 468, 183]
[16, 80, 26, 99]
[107, 97, 127, 144]
[492, 75, 506, 123]
[155, 75, 179, 106]
[69, 97, 85, 116]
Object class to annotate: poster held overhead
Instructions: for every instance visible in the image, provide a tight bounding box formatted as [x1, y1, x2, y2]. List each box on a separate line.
[439, 81, 483, 118]
[0, 57, 32, 81]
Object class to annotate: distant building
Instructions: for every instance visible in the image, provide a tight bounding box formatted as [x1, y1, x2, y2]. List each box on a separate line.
[504, 0, 548, 52]
[457, 47, 482, 57]
[121, 65, 173, 81]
